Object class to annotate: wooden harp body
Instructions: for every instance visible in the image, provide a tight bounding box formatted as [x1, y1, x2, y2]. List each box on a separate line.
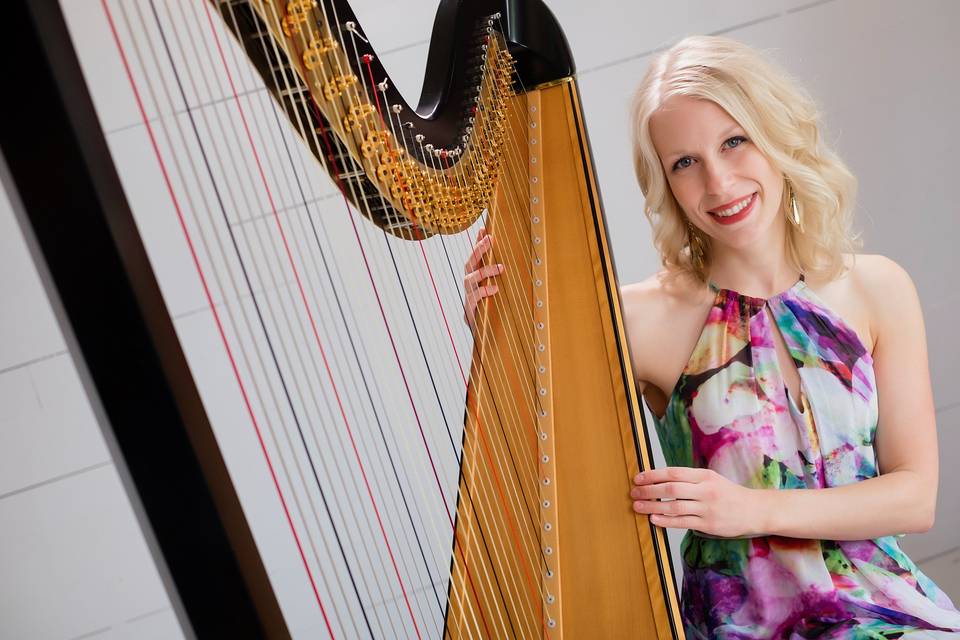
[3, 0, 682, 637]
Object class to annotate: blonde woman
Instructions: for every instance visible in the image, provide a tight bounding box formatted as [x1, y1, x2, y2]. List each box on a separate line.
[465, 36, 960, 639]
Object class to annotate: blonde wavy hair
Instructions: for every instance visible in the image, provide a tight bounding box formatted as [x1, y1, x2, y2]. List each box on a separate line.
[630, 35, 861, 284]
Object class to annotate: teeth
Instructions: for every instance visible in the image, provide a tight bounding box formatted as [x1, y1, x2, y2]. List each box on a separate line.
[712, 193, 753, 217]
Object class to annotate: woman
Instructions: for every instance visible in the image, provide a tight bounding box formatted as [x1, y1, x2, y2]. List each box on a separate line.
[464, 36, 960, 639]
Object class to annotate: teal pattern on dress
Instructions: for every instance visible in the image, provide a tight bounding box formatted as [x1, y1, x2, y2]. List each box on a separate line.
[649, 275, 960, 639]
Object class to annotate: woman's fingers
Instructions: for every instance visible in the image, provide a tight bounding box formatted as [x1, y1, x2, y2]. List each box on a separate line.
[632, 497, 704, 517]
[463, 263, 505, 289]
[463, 229, 506, 330]
[465, 283, 499, 330]
[465, 231, 493, 275]
[629, 481, 702, 501]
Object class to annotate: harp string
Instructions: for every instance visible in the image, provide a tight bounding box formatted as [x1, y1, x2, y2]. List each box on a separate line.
[178, 8, 404, 636]
[231, 1, 524, 636]
[151, 2, 432, 636]
[415, 88, 548, 638]
[223, 0, 488, 632]
[122, 2, 400, 636]
[101, 0, 349, 636]
[302, 3, 548, 632]
[304, 2, 544, 632]
[304, 11, 524, 636]
[403, 35, 553, 633]
[105, 0, 568, 634]
[206, 3, 451, 636]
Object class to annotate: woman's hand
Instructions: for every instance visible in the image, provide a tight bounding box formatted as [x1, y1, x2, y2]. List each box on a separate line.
[630, 467, 770, 538]
[463, 227, 505, 331]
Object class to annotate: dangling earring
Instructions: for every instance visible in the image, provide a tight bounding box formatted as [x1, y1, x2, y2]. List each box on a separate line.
[687, 220, 706, 271]
[788, 182, 804, 232]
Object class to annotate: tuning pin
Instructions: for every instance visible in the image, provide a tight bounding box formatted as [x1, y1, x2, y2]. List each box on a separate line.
[377, 80, 389, 92]
[415, 134, 425, 143]
[391, 104, 403, 114]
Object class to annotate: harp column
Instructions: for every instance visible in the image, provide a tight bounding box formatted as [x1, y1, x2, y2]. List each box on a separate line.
[529, 89, 561, 636]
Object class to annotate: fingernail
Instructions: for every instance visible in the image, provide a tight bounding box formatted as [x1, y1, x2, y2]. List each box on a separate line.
[497, 263, 504, 272]
[634, 473, 644, 483]
[491, 284, 499, 292]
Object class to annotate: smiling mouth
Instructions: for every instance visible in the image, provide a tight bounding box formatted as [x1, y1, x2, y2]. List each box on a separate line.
[709, 192, 756, 217]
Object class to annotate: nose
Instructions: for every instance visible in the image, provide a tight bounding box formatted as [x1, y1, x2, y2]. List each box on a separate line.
[703, 157, 734, 196]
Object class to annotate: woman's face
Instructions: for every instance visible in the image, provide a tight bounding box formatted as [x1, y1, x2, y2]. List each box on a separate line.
[649, 95, 785, 252]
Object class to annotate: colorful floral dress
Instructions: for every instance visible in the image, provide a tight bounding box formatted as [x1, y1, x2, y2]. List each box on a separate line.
[649, 274, 960, 639]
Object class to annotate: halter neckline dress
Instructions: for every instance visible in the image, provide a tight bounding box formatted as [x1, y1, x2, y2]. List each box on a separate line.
[648, 274, 960, 639]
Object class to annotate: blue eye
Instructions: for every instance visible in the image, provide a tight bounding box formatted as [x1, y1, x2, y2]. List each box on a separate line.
[671, 136, 748, 172]
[724, 135, 747, 149]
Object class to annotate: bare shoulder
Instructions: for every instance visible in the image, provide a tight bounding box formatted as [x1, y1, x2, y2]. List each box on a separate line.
[621, 270, 696, 330]
[845, 253, 923, 342]
[846, 253, 917, 299]
[621, 269, 706, 393]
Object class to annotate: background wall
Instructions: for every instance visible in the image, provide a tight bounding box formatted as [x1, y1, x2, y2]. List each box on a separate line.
[1, 0, 956, 637]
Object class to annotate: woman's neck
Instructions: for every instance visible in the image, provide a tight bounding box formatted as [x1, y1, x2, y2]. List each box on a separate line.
[707, 239, 799, 299]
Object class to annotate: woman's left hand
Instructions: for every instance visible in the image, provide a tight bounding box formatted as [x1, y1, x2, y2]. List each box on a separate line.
[630, 467, 770, 538]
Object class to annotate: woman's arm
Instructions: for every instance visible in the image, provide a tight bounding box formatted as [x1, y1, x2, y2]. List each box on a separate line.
[631, 255, 940, 540]
[762, 254, 938, 539]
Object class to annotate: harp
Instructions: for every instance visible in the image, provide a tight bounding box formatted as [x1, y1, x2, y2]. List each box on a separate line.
[3, 0, 682, 637]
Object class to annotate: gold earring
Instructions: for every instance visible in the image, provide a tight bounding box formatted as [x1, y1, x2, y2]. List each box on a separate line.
[687, 220, 706, 271]
[788, 182, 803, 231]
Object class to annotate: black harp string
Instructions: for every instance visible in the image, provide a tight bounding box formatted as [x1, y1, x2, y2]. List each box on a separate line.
[250, 0, 470, 634]
[409, 77, 546, 638]
[116, 0, 568, 636]
[170, 1, 412, 635]
[455, 53, 558, 625]
[342, 15, 544, 640]
[389, 131, 518, 640]
[278, 0, 548, 632]
[212, 2, 434, 636]
[111, 0, 355, 634]
[441, 74, 546, 503]
[389, 13, 554, 637]
[282, 10, 488, 636]
[118, 0, 359, 625]
[431, 122, 542, 633]
[369, 46, 535, 640]
[282, 0, 462, 580]
[129, 1, 379, 636]
[235, 1, 453, 628]
[424, 79, 545, 541]
[183, 7, 402, 635]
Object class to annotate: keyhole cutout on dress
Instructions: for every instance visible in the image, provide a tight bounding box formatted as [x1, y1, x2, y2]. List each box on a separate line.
[763, 305, 805, 414]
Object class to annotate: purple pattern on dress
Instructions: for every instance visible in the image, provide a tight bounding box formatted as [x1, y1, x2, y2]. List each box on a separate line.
[650, 278, 960, 638]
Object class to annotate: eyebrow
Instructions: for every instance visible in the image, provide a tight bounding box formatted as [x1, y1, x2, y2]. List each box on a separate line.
[663, 124, 746, 161]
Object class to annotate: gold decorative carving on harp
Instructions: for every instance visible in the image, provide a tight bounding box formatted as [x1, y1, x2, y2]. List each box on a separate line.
[6, 0, 682, 637]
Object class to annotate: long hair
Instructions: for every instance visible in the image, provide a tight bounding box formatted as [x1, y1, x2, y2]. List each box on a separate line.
[630, 35, 861, 284]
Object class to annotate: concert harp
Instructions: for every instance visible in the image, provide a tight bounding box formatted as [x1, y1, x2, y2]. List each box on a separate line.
[3, 0, 682, 637]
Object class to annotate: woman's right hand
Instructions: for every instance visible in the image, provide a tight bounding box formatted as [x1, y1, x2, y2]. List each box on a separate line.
[463, 227, 505, 332]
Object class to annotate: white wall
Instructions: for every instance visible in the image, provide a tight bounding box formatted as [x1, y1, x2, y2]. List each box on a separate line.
[1, 0, 956, 637]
